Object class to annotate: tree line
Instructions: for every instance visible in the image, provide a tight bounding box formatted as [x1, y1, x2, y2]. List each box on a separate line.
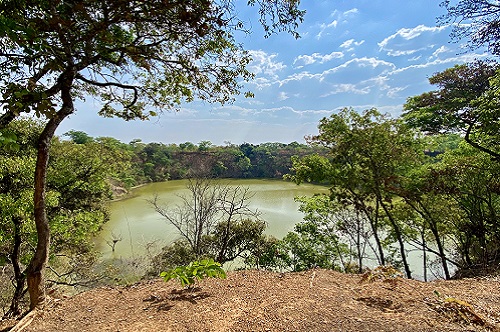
[62, 132, 324, 184]
[260, 60, 500, 281]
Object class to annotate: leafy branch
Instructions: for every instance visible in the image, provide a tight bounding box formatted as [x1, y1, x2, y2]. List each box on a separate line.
[160, 259, 226, 289]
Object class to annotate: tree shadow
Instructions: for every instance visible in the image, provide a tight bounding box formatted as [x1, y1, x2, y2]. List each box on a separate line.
[142, 288, 210, 312]
[167, 288, 210, 304]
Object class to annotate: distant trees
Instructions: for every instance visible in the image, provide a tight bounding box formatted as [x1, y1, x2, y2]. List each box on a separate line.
[121, 140, 322, 182]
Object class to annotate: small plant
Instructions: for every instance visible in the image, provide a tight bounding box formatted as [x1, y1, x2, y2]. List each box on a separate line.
[160, 258, 226, 289]
[360, 265, 403, 283]
[427, 290, 488, 327]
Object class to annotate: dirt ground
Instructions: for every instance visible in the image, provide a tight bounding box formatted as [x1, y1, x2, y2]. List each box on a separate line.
[1, 269, 500, 332]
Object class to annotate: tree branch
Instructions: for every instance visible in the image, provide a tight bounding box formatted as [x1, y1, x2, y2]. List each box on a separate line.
[464, 122, 500, 160]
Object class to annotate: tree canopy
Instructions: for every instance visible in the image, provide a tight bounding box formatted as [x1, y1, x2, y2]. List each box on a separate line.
[403, 60, 500, 159]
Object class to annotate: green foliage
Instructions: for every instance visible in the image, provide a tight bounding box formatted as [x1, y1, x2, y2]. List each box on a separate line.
[243, 236, 281, 269]
[0, 130, 18, 151]
[425, 143, 500, 268]
[160, 259, 226, 288]
[403, 60, 500, 159]
[0, 120, 116, 313]
[287, 108, 424, 278]
[64, 130, 94, 144]
[148, 240, 199, 276]
[204, 218, 267, 264]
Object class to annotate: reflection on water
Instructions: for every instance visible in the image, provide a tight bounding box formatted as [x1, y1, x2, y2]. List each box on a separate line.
[94, 179, 327, 259]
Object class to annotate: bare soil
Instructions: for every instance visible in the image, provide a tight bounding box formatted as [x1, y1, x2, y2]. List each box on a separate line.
[2, 269, 500, 332]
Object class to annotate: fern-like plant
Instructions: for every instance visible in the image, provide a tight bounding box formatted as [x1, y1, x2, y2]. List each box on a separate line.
[160, 258, 226, 288]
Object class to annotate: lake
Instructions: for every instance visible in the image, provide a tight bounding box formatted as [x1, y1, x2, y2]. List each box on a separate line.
[94, 179, 328, 259]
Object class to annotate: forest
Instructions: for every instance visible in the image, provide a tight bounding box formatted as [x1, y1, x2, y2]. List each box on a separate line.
[1, 0, 500, 323]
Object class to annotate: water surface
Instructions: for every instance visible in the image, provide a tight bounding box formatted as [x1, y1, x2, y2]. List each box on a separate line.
[95, 179, 327, 258]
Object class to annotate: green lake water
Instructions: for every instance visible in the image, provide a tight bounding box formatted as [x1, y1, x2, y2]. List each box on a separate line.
[94, 179, 328, 259]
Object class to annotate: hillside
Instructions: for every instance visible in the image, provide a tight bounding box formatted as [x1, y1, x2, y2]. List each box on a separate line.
[2, 269, 500, 332]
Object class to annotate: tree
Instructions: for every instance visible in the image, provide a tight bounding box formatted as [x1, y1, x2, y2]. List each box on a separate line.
[440, 0, 500, 55]
[288, 108, 424, 278]
[197, 140, 213, 152]
[291, 195, 369, 272]
[0, 119, 120, 316]
[427, 143, 500, 272]
[0, 0, 304, 310]
[150, 178, 264, 264]
[403, 60, 500, 159]
[63, 130, 94, 145]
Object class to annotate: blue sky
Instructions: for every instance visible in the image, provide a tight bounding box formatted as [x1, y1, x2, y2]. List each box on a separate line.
[57, 0, 489, 145]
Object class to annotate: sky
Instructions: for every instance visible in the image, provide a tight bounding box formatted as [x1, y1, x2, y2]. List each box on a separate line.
[57, 0, 489, 146]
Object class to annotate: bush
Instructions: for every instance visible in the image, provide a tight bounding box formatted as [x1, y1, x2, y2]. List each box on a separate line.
[160, 259, 226, 289]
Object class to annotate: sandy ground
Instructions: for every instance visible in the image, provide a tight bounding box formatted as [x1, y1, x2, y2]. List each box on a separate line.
[2, 269, 500, 332]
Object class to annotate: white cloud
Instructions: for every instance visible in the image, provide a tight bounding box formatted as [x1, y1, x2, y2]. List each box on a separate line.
[389, 52, 489, 75]
[386, 86, 408, 99]
[340, 39, 364, 49]
[278, 92, 289, 101]
[321, 83, 371, 97]
[278, 57, 395, 88]
[340, 39, 365, 53]
[278, 71, 320, 86]
[293, 51, 344, 66]
[317, 8, 359, 39]
[248, 50, 286, 77]
[378, 25, 447, 56]
[343, 8, 359, 16]
[379, 25, 446, 46]
[316, 20, 338, 39]
[430, 45, 451, 59]
[325, 57, 396, 74]
[408, 55, 422, 61]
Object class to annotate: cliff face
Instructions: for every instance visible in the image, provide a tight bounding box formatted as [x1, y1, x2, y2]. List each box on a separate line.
[3, 269, 500, 332]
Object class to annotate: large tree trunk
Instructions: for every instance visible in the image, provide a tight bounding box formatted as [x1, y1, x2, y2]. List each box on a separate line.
[26, 79, 74, 310]
[26, 119, 59, 310]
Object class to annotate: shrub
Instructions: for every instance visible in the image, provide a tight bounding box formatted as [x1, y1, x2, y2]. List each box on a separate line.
[160, 259, 226, 289]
